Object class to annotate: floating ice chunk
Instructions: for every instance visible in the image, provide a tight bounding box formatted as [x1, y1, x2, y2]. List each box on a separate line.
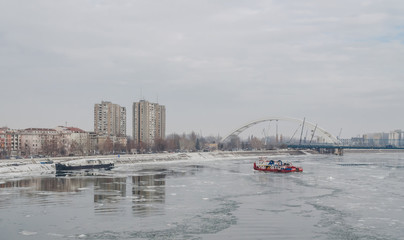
[47, 233, 64, 237]
[19, 230, 37, 236]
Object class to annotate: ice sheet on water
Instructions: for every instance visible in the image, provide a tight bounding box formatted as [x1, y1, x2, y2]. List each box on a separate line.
[47, 233, 64, 237]
[80, 199, 239, 240]
[337, 163, 375, 166]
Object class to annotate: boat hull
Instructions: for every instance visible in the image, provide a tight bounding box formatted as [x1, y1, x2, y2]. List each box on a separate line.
[253, 162, 303, 173]
[55, 163, 114, 171]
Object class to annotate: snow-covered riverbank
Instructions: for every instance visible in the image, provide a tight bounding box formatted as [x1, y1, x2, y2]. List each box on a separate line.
[0, 149, 311, 177]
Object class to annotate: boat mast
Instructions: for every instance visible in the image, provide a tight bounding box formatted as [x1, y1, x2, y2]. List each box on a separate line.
[299, 117, 306, 145]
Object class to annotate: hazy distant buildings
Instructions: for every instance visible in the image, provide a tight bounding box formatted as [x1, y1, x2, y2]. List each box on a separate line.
[94, 101, 126, 137]
[363, 132, 389, 146]
[359, 130, 404, 147]
[388, 130, 404, 147]
[132, 100, 166, 146]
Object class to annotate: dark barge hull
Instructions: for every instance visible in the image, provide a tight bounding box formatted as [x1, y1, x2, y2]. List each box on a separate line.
[55, 163, 114, 171]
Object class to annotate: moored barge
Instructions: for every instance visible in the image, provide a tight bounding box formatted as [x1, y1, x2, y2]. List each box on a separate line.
[55, 159, 114, 172]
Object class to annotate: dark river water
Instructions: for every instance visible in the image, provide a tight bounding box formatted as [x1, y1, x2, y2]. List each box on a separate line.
[1, 152, 404, 240]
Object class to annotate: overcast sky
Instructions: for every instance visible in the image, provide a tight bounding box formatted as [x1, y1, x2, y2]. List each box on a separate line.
[1, 0, 404, 139]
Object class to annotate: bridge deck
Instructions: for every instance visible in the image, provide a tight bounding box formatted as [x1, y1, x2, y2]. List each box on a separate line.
[287, 144, 404, 150]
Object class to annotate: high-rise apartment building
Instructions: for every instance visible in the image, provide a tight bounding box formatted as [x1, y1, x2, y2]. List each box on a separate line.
[132, 100, 166, 146]
[94, 101, 126, 137]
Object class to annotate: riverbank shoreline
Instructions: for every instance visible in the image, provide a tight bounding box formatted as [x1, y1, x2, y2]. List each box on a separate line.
[0, 149, 314, 177]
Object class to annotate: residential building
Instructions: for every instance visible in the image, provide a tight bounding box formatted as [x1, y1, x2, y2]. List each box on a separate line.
[0, 128, 22, 157]
[94, 101, 126, 137]
[88, 131, 98, 154]
[20, 128, 59, 156]
[54, 126, 90, 155]
[132, 100, 166, 147]
[0, 128, 8, 158]
[19, 127, 90, 157]
[1, 128, 22, 157]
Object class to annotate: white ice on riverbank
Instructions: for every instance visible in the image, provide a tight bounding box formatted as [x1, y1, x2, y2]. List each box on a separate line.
[0, 162, 55, 176]
[0, 150, 305, 177]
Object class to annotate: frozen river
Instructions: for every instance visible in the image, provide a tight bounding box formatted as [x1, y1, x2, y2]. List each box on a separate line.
[1, 152, 404, 239]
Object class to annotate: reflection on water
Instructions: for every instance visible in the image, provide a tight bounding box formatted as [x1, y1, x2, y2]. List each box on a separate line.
[94, 177, 126, 202]
[93, 177, 127, 214]
[0, 172, 167, 215]
[132, 174, 165, 202]
[0, 177, 90, 192]
[0, 177, 94, 210]
[132, 174, 165, 215]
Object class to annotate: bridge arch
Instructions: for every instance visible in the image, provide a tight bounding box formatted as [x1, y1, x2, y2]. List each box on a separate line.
[220, 117, 341, 145]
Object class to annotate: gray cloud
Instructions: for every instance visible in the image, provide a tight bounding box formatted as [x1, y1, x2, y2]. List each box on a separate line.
[1, 0, 404, 138]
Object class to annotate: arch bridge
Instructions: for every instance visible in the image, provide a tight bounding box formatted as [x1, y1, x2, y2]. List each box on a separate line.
[220, 117, 341, 145]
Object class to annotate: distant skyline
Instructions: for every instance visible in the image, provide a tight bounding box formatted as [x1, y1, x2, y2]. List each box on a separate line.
[1, 1, 404, 139]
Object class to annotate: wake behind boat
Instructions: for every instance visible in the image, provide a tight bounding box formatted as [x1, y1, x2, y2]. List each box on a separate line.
[253, 157, 303, 173]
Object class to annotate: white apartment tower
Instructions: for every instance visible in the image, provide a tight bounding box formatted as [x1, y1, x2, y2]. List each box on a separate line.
[94, 101, 126, 137]
[132, 100, 166, 146]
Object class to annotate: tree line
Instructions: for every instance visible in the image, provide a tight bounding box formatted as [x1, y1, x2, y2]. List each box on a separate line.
[1, 131, 285, 159]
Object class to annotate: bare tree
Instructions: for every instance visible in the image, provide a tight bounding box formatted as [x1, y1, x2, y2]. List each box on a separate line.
[70, 140, 80, 156]
[153, 138, 167, 152]
[166, 134, 180, 152]
[250, 136, 264, 150]
[227, 136, 241, 150]
[126, 137, 136, 154]
[136, 140, 149, 154]
[100, 137, 113, 154]
[113, 141, 124, 153]
[42, 134, 58, 156]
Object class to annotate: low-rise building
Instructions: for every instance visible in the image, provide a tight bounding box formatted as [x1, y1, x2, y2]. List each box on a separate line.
[19, 127, 90, 157]
[20, 128, 58, 157]
[55, 126, 90, 156]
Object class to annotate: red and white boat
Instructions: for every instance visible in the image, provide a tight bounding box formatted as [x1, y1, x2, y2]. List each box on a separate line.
[253, 157, 303, 173]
